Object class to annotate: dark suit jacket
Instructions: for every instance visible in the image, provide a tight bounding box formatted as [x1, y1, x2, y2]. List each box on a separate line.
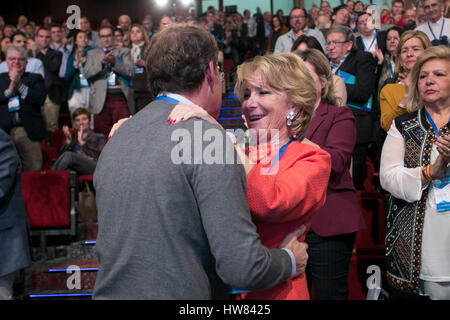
[0, 72, 47, 141]
[305, 102, 365, 236]
[36, 48, 68, 104]
[0, 129, 32, 277]
[337, 49, 377, 144]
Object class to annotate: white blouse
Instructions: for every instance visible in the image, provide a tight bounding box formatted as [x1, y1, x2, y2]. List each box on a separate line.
[380, 121, 450, 282]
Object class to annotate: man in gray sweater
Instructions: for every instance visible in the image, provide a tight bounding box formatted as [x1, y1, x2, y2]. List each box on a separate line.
[93, 24, 308, 300]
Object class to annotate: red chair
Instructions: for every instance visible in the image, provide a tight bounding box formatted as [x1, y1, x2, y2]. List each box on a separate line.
[41, 128, 78, 170]
[22, 170, 77, 260]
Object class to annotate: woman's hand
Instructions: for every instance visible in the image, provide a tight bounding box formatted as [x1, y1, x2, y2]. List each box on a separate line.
[134, 58, 145, 67]
[435, 135, 450, 165]
[168, 103, 218, 126]
[77, 128, 86, 146]
[108, 116, 132, 138]
[62, 125, 72, 144]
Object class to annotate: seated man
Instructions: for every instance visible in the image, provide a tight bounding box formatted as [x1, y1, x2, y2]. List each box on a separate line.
[0, 46, 47, 171]
[52, 107, 105, 175]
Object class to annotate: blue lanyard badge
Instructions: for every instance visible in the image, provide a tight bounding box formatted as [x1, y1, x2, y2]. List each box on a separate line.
[80, 74, 89, 88]
[8, 96, 20, 112]
[154, 95, 180, 105]
[269, 137, 295, 170]
[388, 61, 395, 78]
[361, 30, 378, 52]
[134, 66, 144, 74]
[428, 19, 445, 41]
[107, 72, 116, 87]
[424, 108, 450, 137]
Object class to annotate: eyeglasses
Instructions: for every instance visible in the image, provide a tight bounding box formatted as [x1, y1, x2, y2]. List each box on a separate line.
[7, 57, 25, 62]
[99, 34, 113, 38]
[326, 40, 348, 48]
[290, 15, 306, 19]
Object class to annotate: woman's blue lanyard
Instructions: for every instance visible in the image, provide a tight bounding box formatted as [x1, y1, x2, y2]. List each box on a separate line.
[269, 137, 295, 170]
[154, 95, 179, 105]
[361, 30, 378, 52]
[424, 108, 450, 137]
[428, 18, 445, 41]
[388, 60, 395, 78]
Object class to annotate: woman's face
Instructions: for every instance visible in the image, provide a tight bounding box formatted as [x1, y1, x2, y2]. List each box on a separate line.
[400, 37, 425, 72]
[305, 61, 324, 103]
[272, 16, 280, 28]
[418, 58, 450, 106]
[386, 30, 400, 55]
[130, 26, 144, 44]
[1, 37, 11, 52]
[241, 69, 293, 141]
[74, 114, 90, 131]
[75, 32, 88, 49]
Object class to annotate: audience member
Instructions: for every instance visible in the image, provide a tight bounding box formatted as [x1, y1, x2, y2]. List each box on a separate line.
[332, 5, 352, 28]
[0, 46, 47, 171]
[380, 45, 450, 300]
[379, 30, 431, 132]
[266, 15, 289, 53]
[93, 23, 310, 300]
[381, 0, 405, 27]
[64, 30, 93, 120]
[326, 26, 377, 190]
[79, 16, 99, 48]
[84, 25, 134, 137]
[127, 23, 151, 113]
[275, 8, 326, 53]
[51, 107, 105, 175]
[34, 27, 64, 133]
[295, 48, 365, 300]
[291, 35, 347, 106]
[377, 26, 402, 98]
[0, 128, 32, 300]
[0, 36, 11, 62]
[158, 15, 173, 30]
[415, 0, 450, 45]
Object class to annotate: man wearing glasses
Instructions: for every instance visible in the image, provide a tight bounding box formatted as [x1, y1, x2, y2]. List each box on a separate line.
[83, 25, 134, 138]
[274, 7, 326, 53]
[415, 0, 449, 45]
[326, 26, 377, 190]
[0, 46, 47, 171]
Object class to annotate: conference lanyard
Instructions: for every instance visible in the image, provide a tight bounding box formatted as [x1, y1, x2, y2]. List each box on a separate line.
[269, 137, 296, 170]
[388, 60, 395, 78]
[424, 108, 450, 137]
[428, 19, 445, 41]
[361, 30, 378, 52]
[154, 95, 179, 105]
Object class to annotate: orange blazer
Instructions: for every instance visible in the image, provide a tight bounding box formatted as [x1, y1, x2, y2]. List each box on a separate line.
[241, 141, 331, 300]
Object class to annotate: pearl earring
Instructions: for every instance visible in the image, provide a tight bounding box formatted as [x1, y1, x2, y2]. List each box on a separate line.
[286, 110, 294, 126]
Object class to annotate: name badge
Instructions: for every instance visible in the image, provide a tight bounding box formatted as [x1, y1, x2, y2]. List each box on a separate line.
[107, 72, 116, 87]
[8, 96, 20, 112]
[80, 74, 89, 88]
[134, 66, 144, 74]
[434, 173, 450, 213]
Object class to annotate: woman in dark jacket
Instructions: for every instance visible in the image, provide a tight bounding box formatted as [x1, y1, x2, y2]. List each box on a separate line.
[127, 23, 151, 113]
[64, 30, 92, 123]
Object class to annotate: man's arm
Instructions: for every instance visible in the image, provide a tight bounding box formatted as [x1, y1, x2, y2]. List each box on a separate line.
[83, 50, 104, 80]
[346, 52, 377, 104]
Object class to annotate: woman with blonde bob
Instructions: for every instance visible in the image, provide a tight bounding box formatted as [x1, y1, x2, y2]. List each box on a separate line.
[167, 53, 332, 300]
[380, 45, 450, 299]
[293, 48, 365, 299]
[379, 30, 431, 131]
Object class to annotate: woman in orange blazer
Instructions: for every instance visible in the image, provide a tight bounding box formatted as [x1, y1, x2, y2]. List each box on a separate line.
[168, 53, 331, 300]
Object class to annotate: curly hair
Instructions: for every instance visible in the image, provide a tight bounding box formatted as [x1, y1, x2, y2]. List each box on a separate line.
[235, 53, 317, 141]
[146, 24, 219, 97]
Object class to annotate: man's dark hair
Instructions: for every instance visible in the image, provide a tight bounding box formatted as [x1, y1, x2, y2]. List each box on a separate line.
[289, 7, 307, 18]
[11, 31, 26, 42]
[113, 27, 124, 36]
[50, 23, 62, 30]
[98, 25, 114, 34]
[146, 24, 219, 96]
[333, 4, 349, 15]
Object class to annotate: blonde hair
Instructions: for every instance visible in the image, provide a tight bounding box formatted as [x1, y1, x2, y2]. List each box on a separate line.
[293, 48, 344, 106]
[235, 53, 317, 141]
[396, 30, 432, 74]
[406, 45, 450, 112]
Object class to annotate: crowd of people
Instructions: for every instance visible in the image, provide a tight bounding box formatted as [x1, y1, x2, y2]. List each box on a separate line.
[0, 0, 449, 301]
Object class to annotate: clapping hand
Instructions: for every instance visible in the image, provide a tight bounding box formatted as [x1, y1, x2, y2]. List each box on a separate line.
[62, 125, 72, 144]
[77, 128, 86, 146]
[435, 135, 450, 165]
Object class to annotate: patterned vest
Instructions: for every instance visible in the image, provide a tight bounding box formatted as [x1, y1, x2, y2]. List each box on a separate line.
[385, 109, 449, 295]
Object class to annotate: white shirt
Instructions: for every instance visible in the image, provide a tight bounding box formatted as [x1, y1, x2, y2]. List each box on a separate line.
[415, 17, 450, 43]
[380, 120, 450, 282]
[273, 28, 327, 53]
[360, 31, 378, 53]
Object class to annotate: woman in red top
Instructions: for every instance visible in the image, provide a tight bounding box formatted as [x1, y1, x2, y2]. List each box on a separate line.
[168, 53, 331, 300]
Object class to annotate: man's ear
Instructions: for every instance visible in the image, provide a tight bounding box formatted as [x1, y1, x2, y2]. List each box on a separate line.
[205, 60, 216, 89]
